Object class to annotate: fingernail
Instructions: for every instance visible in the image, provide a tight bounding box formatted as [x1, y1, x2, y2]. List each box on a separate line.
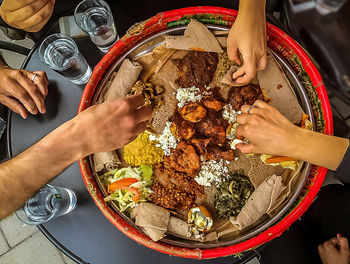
[337, 233, 342, 238]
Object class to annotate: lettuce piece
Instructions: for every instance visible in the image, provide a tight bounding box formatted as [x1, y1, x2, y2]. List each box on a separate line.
[114, 167, 141, 180]
[138, 165, 153, 182]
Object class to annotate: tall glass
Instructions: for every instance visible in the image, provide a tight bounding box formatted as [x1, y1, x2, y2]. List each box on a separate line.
[16, 184, 77, 225]
[74, 0, 119, 53]
[39, 33, 92, 85]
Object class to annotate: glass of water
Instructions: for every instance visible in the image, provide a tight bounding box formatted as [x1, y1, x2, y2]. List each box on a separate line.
[315, 0, 347, 15]
[39, 33, 92, 85]
[16, 184, 77, 225]
[74, 0, 119, 53]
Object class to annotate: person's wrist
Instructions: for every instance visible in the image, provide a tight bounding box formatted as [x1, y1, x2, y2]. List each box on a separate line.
[64, 119, 91, 160]
[282, 126, 306, 158]
[238, 0, 265, 20]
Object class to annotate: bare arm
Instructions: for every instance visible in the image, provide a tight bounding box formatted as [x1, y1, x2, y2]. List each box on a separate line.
[227, 0, 267, 83]
[236, 100, 349, 170]
[0, 95, 152, 219]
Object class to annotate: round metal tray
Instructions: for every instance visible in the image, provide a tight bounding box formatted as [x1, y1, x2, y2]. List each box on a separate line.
[89, 25, 314, 249]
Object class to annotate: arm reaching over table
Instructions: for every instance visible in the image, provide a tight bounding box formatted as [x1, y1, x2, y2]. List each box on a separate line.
[235, 100, 349, 171]
[227, 0, 267, 84]
[0, 95, 152, 219]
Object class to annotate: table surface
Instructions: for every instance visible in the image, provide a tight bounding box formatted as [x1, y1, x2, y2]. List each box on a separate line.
[7, 35, 259, 264]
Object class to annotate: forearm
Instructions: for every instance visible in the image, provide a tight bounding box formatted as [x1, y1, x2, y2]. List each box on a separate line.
[288, 128, 349, 170]
[0, 119, 87, 219]
[238, 0, 266, 20]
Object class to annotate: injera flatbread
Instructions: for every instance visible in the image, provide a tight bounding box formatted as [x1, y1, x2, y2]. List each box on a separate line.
[257, 54, 304, 124]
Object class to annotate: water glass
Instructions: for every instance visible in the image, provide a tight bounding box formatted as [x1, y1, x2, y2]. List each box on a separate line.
[74, 0, 119, 53]
[39, 33, 92, 85]
[16, 184, 77, 225]
[315, 0, 347, 14]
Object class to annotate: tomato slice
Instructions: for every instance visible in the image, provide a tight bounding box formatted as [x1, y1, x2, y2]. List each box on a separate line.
[107, 178, 138, 193]
[124, 187, 140, 202]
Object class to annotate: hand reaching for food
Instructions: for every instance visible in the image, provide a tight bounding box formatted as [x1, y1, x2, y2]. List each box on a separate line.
[318, 234, 350, 264]
[0, 0, 55, 32]
[227, 0, 267, 84]
[76, 95, 153, 155]
[235, 100, 349, 170]
[0, 67, 48, 118]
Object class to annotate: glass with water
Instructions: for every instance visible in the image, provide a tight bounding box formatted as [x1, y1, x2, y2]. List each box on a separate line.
[315, 0, 347, 15]
[74, 0, 119, 53]
[16, 184, 77, 225]
[39, 33, 92, 85]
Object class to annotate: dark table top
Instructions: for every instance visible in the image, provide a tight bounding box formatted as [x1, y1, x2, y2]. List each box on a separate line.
[7, 33, 259, 264]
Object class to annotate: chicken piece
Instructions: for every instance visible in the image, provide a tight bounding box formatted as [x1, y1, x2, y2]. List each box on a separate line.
[195, 111, 226, 144]
[204, 146, 235, 161]
[179, 102, 207, 123]
[189, 138, 213, 157]
[170, 113, 195, 140]
[202, 96, 223, 111]
[164, 141, 200, 176]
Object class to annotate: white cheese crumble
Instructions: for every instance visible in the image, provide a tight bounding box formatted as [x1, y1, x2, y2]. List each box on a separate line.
[230, 139, 244, 150]
[149, 122, 178, 156]
[195, 159, 229, 187]
[176, 86, 202, 108]
[222, 104, 241, 124]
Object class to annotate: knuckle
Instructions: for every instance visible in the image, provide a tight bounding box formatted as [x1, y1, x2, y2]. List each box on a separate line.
[119, 99, 130, 110]
[123, 115, 136, 127]
[18, 89, 28, 99]
[250, 115, 261, 124]
[31, 15, 44, 26]
[3, 76, 11, 83]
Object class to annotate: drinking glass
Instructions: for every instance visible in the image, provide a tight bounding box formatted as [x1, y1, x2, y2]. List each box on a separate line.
[315, 0, 347, 15]
[74, 0, 119, 53]
[39, 33, 92, 85]
[16, 184, 77, 225]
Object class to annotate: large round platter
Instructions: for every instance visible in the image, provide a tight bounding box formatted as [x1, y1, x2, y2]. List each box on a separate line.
[78, 7, 332, 259]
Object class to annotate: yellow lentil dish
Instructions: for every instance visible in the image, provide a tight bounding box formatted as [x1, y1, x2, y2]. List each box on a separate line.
[124, 132, 163, 166]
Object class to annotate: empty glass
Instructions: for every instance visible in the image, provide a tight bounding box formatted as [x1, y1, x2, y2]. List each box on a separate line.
[39, 33, 92, 85]
[74, 0, 119, 53]
[16, 184, 77, 225]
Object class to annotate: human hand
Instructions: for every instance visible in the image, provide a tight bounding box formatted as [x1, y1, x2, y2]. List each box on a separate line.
[76, 95, 152, 154]
[0, 68, 48, 118]
[0, 0, 55, 32]
[318, 234, 350, 264]
[235, 100, 300, 156]
[227, 0, 267, 84]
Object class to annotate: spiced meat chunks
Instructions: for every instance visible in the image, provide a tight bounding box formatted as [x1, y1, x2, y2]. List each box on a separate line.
[172, 51, 218, 89]
[228, 84, 265, 111]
